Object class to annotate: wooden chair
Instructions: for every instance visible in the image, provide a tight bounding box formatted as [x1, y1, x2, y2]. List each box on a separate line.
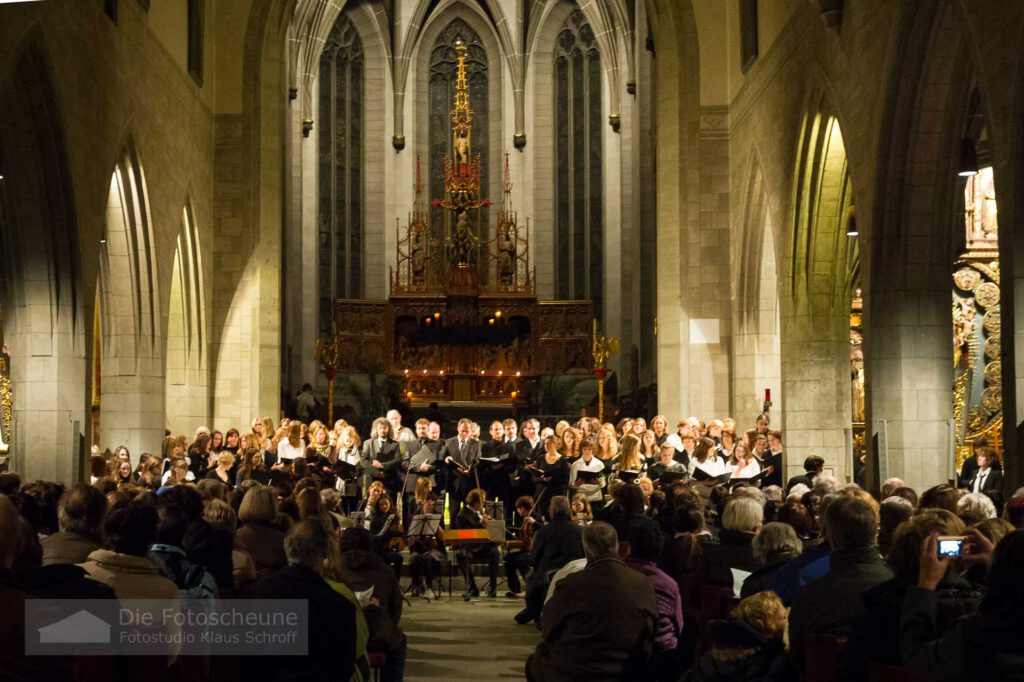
[805, 633, 849, 682]
[696, 583, 738, 653]
[367, 651, 387, 682]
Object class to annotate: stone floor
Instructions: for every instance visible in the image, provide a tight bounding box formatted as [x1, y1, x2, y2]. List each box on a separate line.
[401, 590, 539, 681]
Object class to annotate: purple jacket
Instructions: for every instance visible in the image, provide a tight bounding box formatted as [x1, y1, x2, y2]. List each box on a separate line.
[627, 558, 683, 652]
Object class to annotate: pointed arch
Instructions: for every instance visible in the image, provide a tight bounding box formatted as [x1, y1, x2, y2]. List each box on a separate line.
[732, 150, 782, 425]
[0, 28, 86, 482]
[96, 135, 164, 456]
[165, 198, 209, 435]
[415, 3, 506, 241]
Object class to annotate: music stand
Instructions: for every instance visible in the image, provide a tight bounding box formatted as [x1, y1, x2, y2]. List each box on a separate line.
[408, 513, 442, 537]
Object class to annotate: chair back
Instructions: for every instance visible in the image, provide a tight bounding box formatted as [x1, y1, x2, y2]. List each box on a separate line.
[805, 633, 848, 682]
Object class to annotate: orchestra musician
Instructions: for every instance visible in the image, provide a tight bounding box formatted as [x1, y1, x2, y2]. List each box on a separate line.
[408, 493, 445, 600]
[367, 494, 404, 578]
[442, 419, 480, 517]
[503, 496, 536, 597]
[455, 488, 499, 599]
[361, 417, 402, 498]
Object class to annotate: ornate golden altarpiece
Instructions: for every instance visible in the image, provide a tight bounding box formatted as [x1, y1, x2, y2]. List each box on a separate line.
[952, 167, 1002, 468]
[334, 43, 591, 405]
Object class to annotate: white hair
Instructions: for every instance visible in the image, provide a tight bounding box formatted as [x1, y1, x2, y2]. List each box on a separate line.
[723, 496, 764, 533]
[957, 492, 997, 524]
[787, 483, 811, 502]
[812, 475, 838, 497]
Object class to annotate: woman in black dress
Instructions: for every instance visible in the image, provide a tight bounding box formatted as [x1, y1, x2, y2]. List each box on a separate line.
[530, 435, 570, 514]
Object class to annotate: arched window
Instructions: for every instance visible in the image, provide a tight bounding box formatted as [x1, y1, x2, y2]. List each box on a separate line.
[318, 14, 364, 333]
[554, 10, 603, 320]
[429, 19, 489, 242]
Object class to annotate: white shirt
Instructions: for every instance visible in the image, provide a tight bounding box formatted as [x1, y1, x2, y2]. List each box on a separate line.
[691, 454, 728, 478]
[277, 440, 306, 462]
[732, 460, 762, 479]
[569, 457, 605, 487]
[973, 469, 989, 493]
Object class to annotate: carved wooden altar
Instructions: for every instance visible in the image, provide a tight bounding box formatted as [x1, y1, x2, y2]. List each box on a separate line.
[335, 41, 591, 405]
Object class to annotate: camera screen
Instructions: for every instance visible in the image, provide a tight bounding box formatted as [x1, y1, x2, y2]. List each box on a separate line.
[938, 539, 964, 557]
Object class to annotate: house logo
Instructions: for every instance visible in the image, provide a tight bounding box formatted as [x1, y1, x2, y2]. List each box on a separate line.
[38, 609, 111, 644]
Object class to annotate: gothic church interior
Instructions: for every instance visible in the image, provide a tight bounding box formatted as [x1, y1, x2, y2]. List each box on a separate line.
[0, 0, 1022, 499]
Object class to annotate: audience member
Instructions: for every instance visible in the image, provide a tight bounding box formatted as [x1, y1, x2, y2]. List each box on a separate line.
[901, 529, 1024, 680]
[236, 485, 288, 579]
[526, 522, 657, 681]
[683, 591, 795, 681]
[878, 496, 914, 556]
[741, 522, 802, 597]
[701, 495, 763, 588]
[787, 494, 893, 671]
[957, 491, 997, 525]
[336, 527, 407, 682]
[516, 495, 584, 625]
[626, 517, 683, 681]
[40, 484, 105, 566]
[244, 518, 357, 681]
[840, 509, 982, 680]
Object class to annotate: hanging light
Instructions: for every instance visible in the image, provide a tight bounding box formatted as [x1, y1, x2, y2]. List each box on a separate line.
[845, 206, 858, 237]
[957, 137, 978, 177]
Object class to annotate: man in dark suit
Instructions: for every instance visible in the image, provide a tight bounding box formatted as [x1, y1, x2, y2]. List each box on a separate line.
[400, 418, 440, 526]
[442, 418, 480, 517]
[526, 521, 657, 681]
[244, 518, 357, 681]
[480, 421, 514, 520]
[786, 455, 825, 493]
[361, 417, 402, 498]
[455, 489, 499, 599]
[512, 419, 543, 506]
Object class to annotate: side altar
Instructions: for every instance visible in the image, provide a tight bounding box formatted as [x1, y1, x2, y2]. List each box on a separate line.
[333, 41, 591, 405]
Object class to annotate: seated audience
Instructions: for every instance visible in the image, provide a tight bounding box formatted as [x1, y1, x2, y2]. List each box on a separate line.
[335, 527, 407, 682]
[701, 495, 763, 588]
[741, 522, 802, 597]
[203, 498, 257, 589]
[878, 496, 914, 556]
[626, 517, 683, 682]
[158, 485, 234, 591]
[901, 529, 1024, 680]
[40, 483, 105, 566]
[957, 491, 997, 525]
[80, 499, 180, 601]
[840, 508, 982, 681]
[244, 518, 357, 682]
[526, 521, 657, 681]
[149, 503, 219, 599]
[236, 485, 288, 579]
[516, 495, 584, 625]
[683, 591, 795, 681]
[788, 494, 893, 672]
